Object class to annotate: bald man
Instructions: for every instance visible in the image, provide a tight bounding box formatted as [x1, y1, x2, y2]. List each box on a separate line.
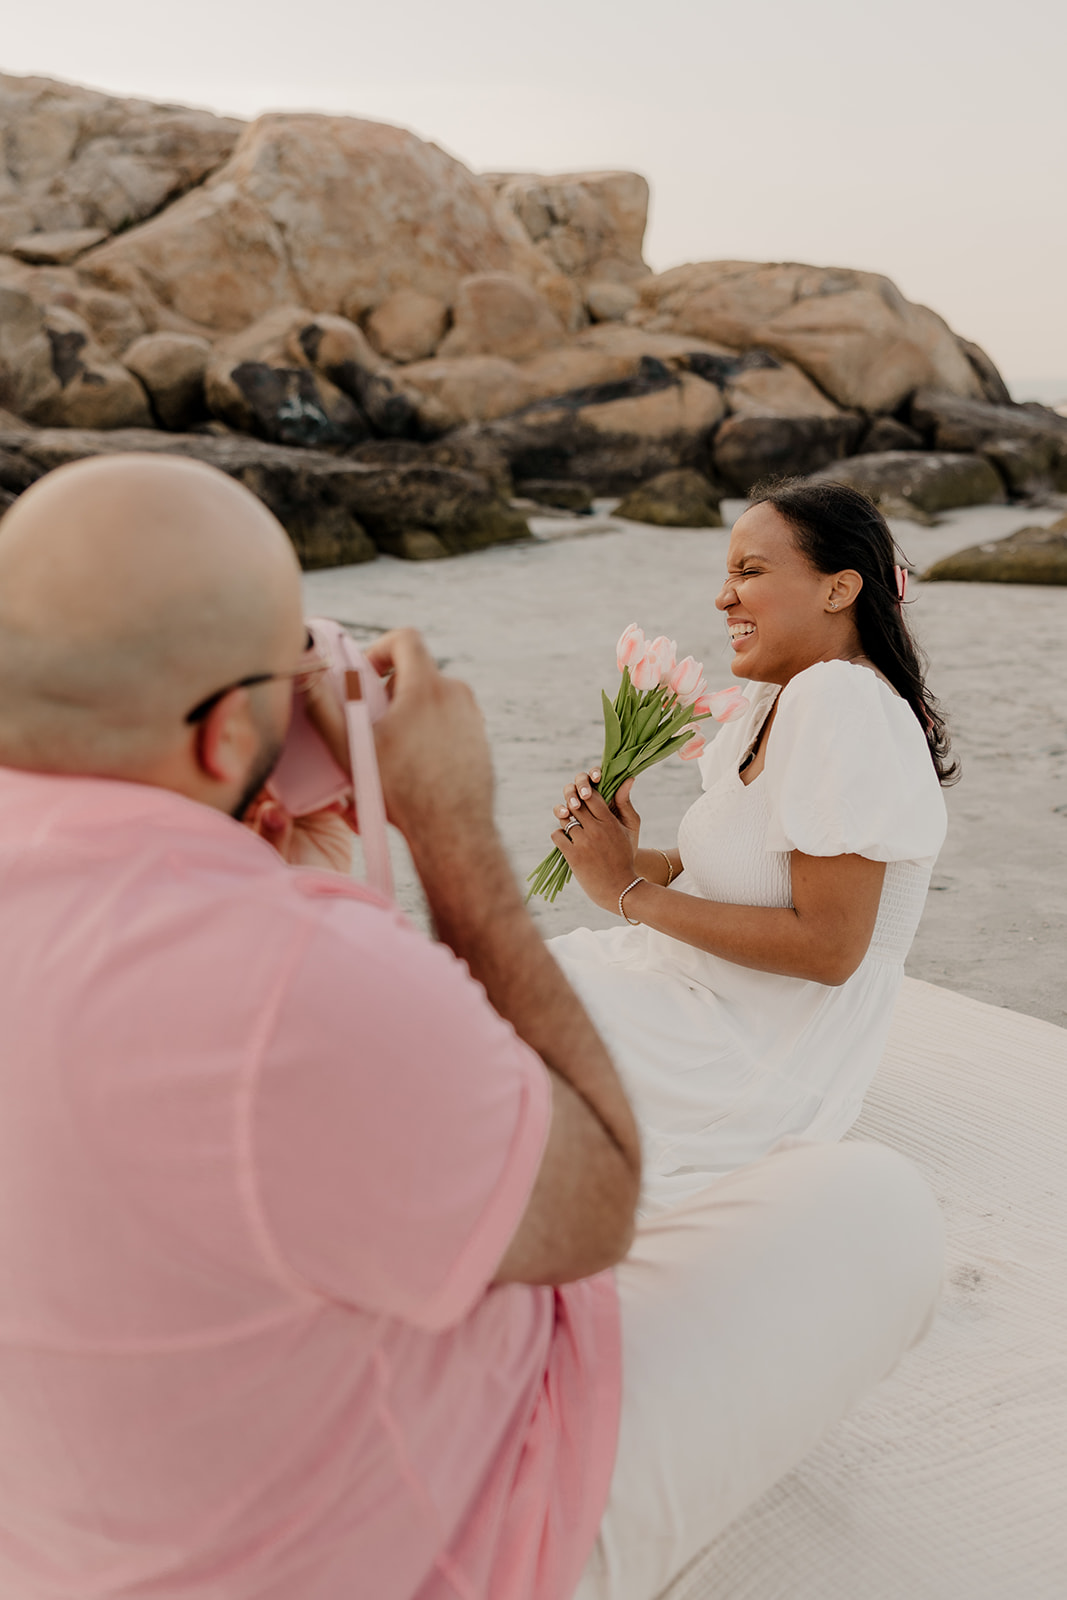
[0, 455, 942, 1600]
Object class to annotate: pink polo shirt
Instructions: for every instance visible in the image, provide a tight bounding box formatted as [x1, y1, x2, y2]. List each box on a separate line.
[0, 769, 620, 1600]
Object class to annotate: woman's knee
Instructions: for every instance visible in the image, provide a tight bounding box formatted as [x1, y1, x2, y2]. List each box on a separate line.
[819, 1140, 945, 1337]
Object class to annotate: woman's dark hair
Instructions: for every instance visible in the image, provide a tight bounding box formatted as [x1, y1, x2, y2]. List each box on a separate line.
[754, 479, 959, 785]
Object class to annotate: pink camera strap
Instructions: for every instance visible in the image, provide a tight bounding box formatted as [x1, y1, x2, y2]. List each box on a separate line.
[344, 670, 394, 899]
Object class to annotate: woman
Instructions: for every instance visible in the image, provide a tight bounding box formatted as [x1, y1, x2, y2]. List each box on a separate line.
[547, 481, 952, 1213]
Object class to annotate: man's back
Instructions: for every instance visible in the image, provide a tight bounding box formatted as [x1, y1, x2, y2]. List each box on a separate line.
[0, 768, 619, 1600]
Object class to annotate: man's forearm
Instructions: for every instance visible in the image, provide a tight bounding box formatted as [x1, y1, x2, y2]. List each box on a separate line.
[408, 827, 641, 1175]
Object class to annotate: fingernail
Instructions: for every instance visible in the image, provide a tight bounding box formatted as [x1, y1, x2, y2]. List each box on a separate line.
[569, 797, 580, 810]
[591, 769, 601, 781]
[579, 786, 591, 798]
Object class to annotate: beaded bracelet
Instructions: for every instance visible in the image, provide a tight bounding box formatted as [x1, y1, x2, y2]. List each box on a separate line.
[618, 876, 645, 925]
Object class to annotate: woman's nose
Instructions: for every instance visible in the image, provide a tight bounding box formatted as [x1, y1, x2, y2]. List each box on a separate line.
[714, 582, 734, 611]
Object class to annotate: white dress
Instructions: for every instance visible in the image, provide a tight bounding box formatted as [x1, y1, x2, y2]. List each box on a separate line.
[549, 660, 948, 1214]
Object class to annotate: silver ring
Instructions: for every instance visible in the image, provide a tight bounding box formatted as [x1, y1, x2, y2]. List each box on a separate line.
[563, 819, 580, 835]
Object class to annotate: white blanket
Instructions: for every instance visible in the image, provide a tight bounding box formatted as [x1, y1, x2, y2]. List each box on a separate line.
[663, 977, 1067, 1600]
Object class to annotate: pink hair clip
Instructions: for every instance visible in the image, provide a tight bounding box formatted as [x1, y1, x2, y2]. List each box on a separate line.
[894, 564, 908, 604]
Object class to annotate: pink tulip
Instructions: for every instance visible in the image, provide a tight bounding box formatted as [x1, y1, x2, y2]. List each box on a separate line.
[629, 645, 662, 691]
[646, 635, 677, 681]
[707, 686, 749, 723]
[616, 623, 647, 673]
[668, 655, 708, 706]
[691, 693, 713, 717]
[678, 731, 707, 761]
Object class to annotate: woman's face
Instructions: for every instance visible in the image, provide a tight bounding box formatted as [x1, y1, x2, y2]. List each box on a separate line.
[715, 502, 857, 684]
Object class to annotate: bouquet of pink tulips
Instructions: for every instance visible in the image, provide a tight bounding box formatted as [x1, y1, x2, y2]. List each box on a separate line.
[526, 624, 748, 904]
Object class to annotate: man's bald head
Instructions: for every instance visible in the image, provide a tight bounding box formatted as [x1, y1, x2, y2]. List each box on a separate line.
[0, 454, 305, 779]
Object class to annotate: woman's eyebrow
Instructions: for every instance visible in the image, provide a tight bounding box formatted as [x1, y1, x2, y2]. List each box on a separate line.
[727, 552, 767, 568]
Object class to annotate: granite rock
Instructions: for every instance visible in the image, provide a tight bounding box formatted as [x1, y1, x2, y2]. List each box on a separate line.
[910, 389, 1067, 495]
[79, 113, 567, 334]
[0, 425, 528, 565]
[633, 261, 987, 413]
[12, 228, 108, 265]
[479, 362, 726, 493]
[122, 332, 211, 430]
[437, 273, 566, 362]
[365, 289, 449, 363]
[922, 515, 1067, 585]
[0, 73, 240, 251]
[615, 468, 723, 527]
[804, 450, 1007, 516]
[712, 414, 863, 494]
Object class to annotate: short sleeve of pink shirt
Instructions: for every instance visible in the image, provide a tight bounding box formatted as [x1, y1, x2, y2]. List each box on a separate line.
[250, 884, 552, 1331]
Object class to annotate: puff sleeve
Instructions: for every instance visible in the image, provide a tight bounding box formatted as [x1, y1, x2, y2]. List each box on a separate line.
[762, 661, 947, 864]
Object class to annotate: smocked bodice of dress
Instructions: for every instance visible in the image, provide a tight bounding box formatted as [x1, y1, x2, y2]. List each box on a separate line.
[677, 770, 936, 969]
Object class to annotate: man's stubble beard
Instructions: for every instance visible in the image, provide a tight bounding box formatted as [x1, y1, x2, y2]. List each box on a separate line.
[231, 729, 286, 821]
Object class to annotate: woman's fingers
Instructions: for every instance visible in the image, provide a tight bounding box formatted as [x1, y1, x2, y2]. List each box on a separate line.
[613, 777, 641, 831]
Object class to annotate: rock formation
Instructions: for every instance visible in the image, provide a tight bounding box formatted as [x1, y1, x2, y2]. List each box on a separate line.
[803, 451, 1006, 519]
[1, 69, 1059, 567]
[923, 514, 1067, 585]
[615, 469, 723, 528]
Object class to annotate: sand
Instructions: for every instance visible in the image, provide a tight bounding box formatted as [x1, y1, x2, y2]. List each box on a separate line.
[303, 497, 1067, 1028]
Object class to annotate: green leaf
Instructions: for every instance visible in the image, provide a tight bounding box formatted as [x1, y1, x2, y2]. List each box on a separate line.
[629, 729, 696, 776]
[601, 690, 623, 766]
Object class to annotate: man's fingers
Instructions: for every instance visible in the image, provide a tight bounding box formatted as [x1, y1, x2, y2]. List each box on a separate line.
[303, 672, 350, 772]
[363, 628, 438, 699]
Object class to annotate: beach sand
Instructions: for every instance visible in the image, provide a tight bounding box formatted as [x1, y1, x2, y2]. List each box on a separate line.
[304, 498, 1067, 1028]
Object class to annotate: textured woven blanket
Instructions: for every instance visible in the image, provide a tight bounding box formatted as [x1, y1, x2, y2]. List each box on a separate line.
[662, 977, 1067, 1600]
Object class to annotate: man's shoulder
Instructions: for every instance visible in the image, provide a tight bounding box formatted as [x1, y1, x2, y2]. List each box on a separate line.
[0, 766, 408, 951]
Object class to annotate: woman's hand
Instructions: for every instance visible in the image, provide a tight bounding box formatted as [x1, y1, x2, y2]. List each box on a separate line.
[243, 791, 355, 874]
[552, 774, 642, 912]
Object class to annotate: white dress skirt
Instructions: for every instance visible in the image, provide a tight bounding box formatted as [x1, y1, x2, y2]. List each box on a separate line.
[548, 660, 949, 1214]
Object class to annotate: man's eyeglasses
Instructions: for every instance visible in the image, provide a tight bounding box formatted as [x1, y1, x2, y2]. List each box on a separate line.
[184, 652, 330, 725]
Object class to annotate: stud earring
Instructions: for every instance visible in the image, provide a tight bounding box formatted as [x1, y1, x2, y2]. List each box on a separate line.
[830, 600, 838, 610]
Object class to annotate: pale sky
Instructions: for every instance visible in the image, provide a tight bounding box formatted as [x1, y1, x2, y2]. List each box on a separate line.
[6, 0, 1066, 393]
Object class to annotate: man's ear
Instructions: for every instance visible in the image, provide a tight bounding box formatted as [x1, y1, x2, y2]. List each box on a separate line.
[193, 689, 256, 784]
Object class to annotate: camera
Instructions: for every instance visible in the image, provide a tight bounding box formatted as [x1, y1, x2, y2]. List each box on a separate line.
[267, 618, 393, 896]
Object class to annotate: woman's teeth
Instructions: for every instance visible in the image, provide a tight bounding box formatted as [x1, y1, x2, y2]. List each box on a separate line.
[729, 623, 755, 641]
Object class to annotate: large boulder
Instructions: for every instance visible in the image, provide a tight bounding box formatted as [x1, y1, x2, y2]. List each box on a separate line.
[0, 292, 151, 428]
[0, 283, 60, 419]
[365, 288, 449, 363]
[804, 450, 1007, 516]
[922, 515, 1067, 585]
[484, 170, 651, 288]
[204, 306, 420, 448]
[477, 362, 726, 493]
[79, 113, 571, 334]
[720, 358, 841, 420]
[712, 414, 863, 494]
[615, 468, 723, 527]
[859, 416, 924, 453]
[0, 425, 529, 565]
[584, 281, 640, 323]
[397, 356, 535, 431]
[205, 308, 366, 449]
[437, 272, 566, 361]
[631, 262, 989, 413]
[122, 332, 210, 429]
[0, 73, 241, 251]
[0, 254, 148, 354]
[910, 389, 1067, 495]
[12, 227, 108, 264]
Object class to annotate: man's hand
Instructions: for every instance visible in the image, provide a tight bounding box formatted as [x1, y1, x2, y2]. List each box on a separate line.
[363, 628, 496, 847]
